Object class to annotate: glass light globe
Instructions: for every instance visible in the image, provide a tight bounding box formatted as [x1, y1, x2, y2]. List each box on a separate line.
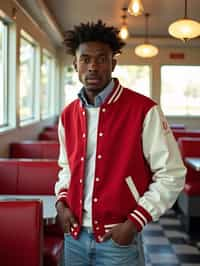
[168, 19, 200, 40]
[119, 25, 129, 40]
[135, 43, 159, 58]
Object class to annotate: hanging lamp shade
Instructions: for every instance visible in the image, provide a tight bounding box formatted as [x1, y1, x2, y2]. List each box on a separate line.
[128, 0, 144, 16]
[168, 0, 200, 41]
[119, 25, 129, 40]
[135, 13, 159, 58]
[168, 19, 200, 40]
[135, 43, 158, 58]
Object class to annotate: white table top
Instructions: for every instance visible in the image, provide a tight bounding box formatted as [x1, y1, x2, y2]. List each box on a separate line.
[0, 195, 57, 224]
[185, 157, 200, 171]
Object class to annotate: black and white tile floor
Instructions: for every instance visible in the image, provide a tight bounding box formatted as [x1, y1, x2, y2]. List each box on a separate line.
[142, 209, 200, 266]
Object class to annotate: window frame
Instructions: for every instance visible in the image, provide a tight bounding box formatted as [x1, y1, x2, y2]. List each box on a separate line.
[41, 49, 55, 119]
[19, 30, 39, 126]
[0, 19, 8, 129]
[112, 64, 152, 98]
[160, 64, 200, 117]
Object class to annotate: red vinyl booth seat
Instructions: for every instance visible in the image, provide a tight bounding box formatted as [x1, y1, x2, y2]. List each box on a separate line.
[176, 137, 200, 233]
[0, 159, 59, 195]
[18, 160, 59, 195]
[172, 129, 200, 141]
[0, 200, 43, 266]
[0, 160, 18, 194]
[178, 137, 200, 182]
[178, 137, 200, 158]
[10, 141, 59, 159]
[44, 125, 58, 131]
[184, 181, 200, 196]
[44, 235, 64, 266]
[0, 159, 63, 266]
[39, 131, 59, 141]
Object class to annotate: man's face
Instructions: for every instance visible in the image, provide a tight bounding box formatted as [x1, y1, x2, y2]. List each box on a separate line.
[73, 41, 116, 96]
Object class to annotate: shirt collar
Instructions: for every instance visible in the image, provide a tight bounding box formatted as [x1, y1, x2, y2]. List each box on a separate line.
[78, 79, 114, 108]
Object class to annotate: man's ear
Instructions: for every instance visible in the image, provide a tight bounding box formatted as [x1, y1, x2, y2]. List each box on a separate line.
[73, 57, 78, 72]
[112, 58, 117, 72]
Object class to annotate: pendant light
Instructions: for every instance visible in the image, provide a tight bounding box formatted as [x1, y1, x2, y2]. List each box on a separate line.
[119, 8, 129, 40]
[168, 0, 200, 41]
[135, 13, 159, 58]
[128, 0, 144, 16]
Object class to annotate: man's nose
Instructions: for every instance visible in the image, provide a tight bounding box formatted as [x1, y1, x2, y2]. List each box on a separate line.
[88, 59, 98, 71]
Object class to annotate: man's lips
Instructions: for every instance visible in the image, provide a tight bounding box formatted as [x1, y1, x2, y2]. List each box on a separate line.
[86, 76, 101, 84]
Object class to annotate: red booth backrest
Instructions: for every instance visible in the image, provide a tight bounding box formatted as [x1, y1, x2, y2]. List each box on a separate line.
[18, 160, 59, 194]
[10, 141, 59, 159]
[39, 131, 59, 141]
[178, 137, 200, 158]
[172, 129, 200, 141]
[0, 159, 59, 195]
[0, 160, 18, 194]
[178, 137, 200, 186]
[43, 142, 59, 159]
[0, 200, 43, 266]
[44, 125, 58, 131]
[184, 181, 200, 195]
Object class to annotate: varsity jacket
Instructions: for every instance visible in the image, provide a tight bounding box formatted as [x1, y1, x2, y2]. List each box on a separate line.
[55, 79, 186, 243]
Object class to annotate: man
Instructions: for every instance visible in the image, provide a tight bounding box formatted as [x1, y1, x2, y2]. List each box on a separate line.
[55, 20, 186, 266]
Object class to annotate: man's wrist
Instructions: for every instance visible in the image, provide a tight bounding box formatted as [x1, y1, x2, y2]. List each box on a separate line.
[125, 219, 138, 234]
[56, 199, 68, 211]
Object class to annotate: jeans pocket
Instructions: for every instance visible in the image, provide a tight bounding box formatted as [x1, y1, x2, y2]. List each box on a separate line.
[64, 232, 71, 237]
[110, 237, 135, 248]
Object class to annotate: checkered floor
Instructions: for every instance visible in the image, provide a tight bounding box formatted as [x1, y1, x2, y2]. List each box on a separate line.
[142, 209, 200, 266]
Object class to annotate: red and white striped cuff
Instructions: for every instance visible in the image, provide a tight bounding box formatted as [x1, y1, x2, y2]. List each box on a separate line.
[56, 189, 68, 205]
[128, 205, 152, 232]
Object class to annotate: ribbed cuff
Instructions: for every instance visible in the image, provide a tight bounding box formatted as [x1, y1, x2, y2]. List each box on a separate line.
[55, 189, 68, 207]
[127, 205, 152, 232]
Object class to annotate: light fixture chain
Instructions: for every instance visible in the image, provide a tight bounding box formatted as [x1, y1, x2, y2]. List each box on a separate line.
[184, 0, 187, 18]
[145, 13, 150, 43]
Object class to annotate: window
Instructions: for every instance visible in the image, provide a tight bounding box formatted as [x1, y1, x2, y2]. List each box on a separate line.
[63, 64, 151, 106]
[0, 20, 8, 127]
[113, 65, 151, 97]
[41, 51, 54, 118]
[161, 65, 200, 116]
[63, 65, 82, 105]
[19, 33, 37, 123]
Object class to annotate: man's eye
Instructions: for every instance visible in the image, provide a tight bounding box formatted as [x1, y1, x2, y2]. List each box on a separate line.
[80, 58, 89, 63]
[84, 58, 89, 63]
[98, 57, 106, 63]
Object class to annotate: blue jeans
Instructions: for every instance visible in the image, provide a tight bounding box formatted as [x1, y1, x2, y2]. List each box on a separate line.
[64, 227, 144, 266]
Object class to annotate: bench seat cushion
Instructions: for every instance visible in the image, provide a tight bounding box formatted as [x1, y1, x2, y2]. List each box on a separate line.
[18, 160, 59, 195]
[184, 181, 200, 196]
[44, 235, 64, 266]
[0, 159, 18, 194]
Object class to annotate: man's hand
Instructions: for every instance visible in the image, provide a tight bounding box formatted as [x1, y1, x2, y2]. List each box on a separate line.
[56, 201, 78, 233]
[102, 219, 137, 245]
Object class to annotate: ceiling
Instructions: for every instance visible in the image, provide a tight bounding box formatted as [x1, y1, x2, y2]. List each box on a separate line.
[18, 0, 200, 48]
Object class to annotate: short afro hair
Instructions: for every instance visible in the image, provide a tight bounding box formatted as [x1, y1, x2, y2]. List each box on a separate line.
[63, 20, 125, 56]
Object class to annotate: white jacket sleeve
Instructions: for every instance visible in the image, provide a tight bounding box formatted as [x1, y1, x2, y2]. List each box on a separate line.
[132, 105, 186, 226]
[54, 118, 71, 201]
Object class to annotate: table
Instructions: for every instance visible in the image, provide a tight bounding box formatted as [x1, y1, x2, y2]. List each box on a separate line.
[0, 195, 57, 224]
[185, 157, 200, 171]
